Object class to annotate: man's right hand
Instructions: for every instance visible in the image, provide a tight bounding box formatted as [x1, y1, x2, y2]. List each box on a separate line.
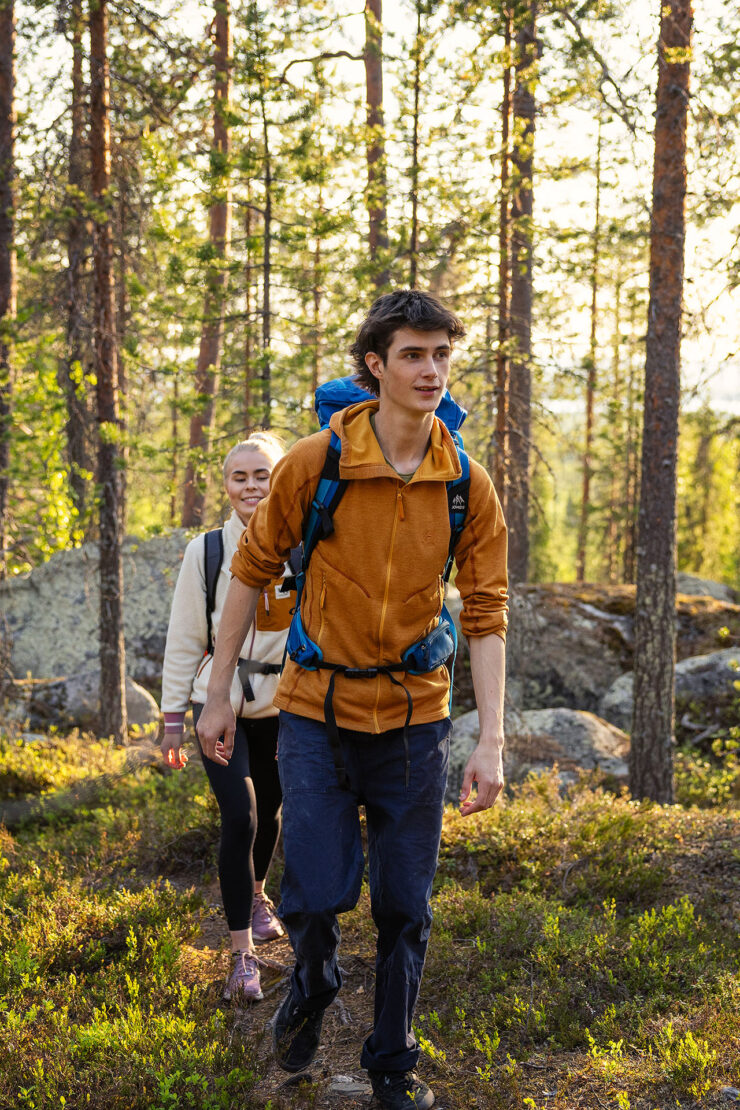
[196, 695, 237, 766]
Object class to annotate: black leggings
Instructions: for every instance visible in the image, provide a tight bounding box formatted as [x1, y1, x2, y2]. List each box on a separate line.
[192, 706, 282, 932]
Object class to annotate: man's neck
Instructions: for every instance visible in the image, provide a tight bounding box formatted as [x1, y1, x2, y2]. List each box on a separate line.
[372, 405, 435, 475]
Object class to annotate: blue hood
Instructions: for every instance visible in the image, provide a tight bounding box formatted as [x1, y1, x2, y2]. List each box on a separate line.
[314, 375, 467, 437]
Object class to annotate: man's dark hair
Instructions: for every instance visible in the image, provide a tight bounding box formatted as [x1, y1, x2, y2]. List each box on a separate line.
[350, 290, 466, 396]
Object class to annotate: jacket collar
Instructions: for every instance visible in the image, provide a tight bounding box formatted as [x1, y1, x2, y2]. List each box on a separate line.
[223, 509, 247, 550]
[329, 400, 462, 483]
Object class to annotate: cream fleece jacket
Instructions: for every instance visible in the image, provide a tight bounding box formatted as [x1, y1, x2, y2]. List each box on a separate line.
[161, 510, 292, 720]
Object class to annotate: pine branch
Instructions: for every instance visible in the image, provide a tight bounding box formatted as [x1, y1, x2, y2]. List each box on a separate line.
[279, 51, 363, 84]
[549, 2, 638, 135]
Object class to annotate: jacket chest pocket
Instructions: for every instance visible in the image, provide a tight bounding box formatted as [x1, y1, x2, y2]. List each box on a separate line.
[402, 575, 445, 638]
[256, 583, 295, 632]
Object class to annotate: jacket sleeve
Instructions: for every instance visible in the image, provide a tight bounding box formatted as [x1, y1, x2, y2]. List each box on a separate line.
[453, 458, 509, 642]
[161, 535, 209, 713]
[230, 432, 330, 588]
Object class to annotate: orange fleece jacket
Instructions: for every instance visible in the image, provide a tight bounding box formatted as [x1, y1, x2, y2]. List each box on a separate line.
[230, 400, 508, 733]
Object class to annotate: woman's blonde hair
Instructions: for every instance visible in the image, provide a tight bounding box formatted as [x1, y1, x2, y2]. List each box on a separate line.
[222, 431, 285, 481]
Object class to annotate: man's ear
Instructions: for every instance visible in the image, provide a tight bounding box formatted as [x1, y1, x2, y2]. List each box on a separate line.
[365, 350, 383, 384]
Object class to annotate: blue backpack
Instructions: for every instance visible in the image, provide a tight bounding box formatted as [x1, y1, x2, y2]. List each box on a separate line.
[286, 376, 471, 787]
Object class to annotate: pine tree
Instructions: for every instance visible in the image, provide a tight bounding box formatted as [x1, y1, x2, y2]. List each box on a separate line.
[630, 0, 693, 803]
[0, 0, 15, 578]
[90, 0, 127, 742]
[59, 0, 94, 531]
[364, 0, 389, 287]
[507, 0, 537, 583]
[182, 0, 233, 524]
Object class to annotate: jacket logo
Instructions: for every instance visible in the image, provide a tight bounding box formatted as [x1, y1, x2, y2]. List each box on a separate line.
[451, 494, 466, 511]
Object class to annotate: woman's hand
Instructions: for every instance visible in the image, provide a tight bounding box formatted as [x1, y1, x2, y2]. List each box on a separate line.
[161, 729, 189, 770]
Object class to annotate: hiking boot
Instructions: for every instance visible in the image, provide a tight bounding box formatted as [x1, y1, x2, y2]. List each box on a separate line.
[272, 991, 325, 1072]
[368, 1070, 434, 1110]
[252, 891, 285, 943]
[223, 951, 263, 1004]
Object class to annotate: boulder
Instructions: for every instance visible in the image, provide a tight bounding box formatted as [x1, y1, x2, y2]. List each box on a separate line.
[677, 573, 738, 604]
[446, 705, 628, 802]
[1, 531, 190, 690]
[599, 647, 740, 732]
[449, 582, 740, 715]
[23, 670, 161, 736]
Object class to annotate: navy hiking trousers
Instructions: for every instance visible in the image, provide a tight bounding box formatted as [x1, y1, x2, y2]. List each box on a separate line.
[277, 709, 451, 1074]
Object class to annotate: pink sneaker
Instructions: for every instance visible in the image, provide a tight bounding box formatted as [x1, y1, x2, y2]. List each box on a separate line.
[252, 891, 285, 943]
[224, 951, 263, 1003]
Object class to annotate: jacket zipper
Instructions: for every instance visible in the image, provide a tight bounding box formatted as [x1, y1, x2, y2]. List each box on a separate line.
[373, 485, 403, 731]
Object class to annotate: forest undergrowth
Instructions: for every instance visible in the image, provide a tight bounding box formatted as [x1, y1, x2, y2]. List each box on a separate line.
[1, 730, 738, 1110]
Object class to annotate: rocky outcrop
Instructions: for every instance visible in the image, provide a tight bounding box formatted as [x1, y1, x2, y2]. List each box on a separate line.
[677, 573, 737, 604]
[446, 706, 629, 803]
[8, 671, 160, 736]
[1, 532, 190, 690]
[599, 647, 740, 732]
[448, 582, 739, 714]
[3, 533, 738, 747]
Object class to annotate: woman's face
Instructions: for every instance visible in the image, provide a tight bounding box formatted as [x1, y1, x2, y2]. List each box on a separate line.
[224, 449, 272, 525]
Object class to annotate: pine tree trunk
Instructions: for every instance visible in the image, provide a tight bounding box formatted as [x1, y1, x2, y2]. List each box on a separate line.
[408, 0, 422, 289]
[622, 290, 640, 583]
[170, 371, 179, 525]
[507, 1, 537, 584]
[630, 0, 692, 803]
[605, 274, 622, 583]
[493, 6, 512, 504]
[260, 88, 272, 428]
[115, 169, 128, 527]
[312, 190, 323, 398]
[0, 0, 15, 579]
[364, 0, 389, 288]
[182, 0, 232, 525]
[576, 120, 602, 583]
[244, 186, 253, 431]
[90, 0, 127, 742]
[60, 0, 93, 529]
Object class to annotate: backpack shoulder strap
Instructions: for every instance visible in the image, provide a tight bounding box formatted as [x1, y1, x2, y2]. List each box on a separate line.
[204, 528, 224, 655]
[301, 430, 348, 570]
[444, 447, 470, 582]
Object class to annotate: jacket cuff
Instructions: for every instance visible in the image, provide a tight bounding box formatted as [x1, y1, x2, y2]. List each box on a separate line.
[163, 712, 186, 733]
[461, 620, 508, 644]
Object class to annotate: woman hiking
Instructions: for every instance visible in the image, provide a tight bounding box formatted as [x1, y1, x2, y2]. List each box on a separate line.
[161, 432, 293, 1004]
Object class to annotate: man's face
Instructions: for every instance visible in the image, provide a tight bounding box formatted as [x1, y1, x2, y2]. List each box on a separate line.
[366, 327, 451, 417]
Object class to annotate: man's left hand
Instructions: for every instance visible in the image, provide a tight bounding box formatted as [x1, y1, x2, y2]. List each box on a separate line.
[459, 742, 504, 816]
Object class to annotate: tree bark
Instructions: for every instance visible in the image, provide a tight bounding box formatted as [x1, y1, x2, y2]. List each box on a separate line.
[630, 0, 692, 803]
[493, 6, 512, 504]
[0, 0, 15, 579]
[90, 0, 127, 742]
[408, 0, 422, 289]
[622, 288, 640, 583]
[605, 272, 622, 583]
[259, 86, 272, 428]
[182, 0, 232, 525]
[244, 186, 253, 431]
[364, 0, 389, 288]
[312, 186, 323, 398]
[576, 119, 602, 583]
[59, 0, 93, 529]
[507, 1, 537, 584]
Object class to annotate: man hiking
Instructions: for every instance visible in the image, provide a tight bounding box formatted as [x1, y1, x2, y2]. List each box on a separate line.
[196, 289, 508, 1110]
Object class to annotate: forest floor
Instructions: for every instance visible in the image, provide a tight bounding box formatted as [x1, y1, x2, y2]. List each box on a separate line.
[0, 729, 739, 1110]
